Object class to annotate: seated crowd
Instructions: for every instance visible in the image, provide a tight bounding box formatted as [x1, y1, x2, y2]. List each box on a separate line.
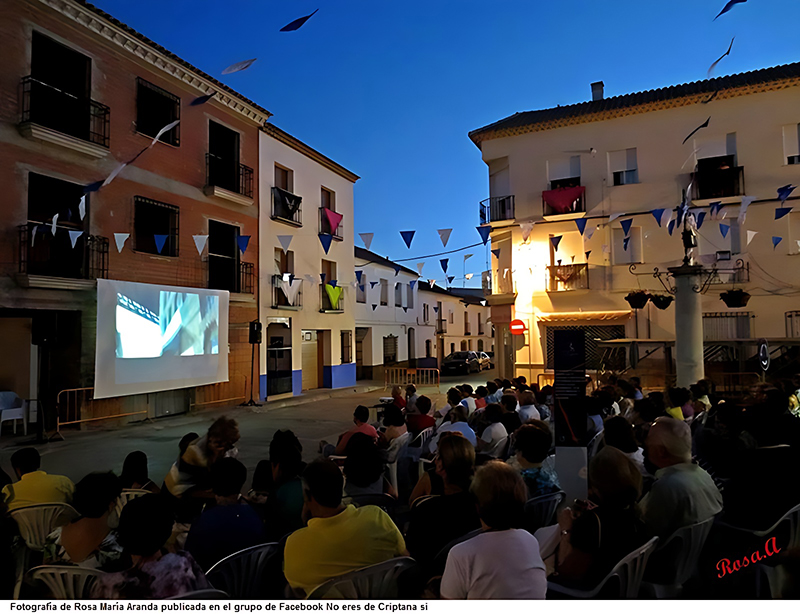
[2, 374, 800, 600]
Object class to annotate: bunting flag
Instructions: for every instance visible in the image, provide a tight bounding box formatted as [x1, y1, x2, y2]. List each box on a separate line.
[318, 233, 333, 254]
[321, 209, 342, 236]
[608, 212, 625, 223]
[481, 300, 487, 307]
[372, 304, 378, 311]
[320, 273, 327, 285]
[773, 236, 783, 249]
[278, 235, 293, 254]
[402, 307, 408, 313]
[440, 259, 449, 274]
[585, 225, 597, 241]
[550, 236, 562, 251]
[575, 218, 587, 235]
[78, 195, 86, 220]
[283, 273, 292, 282]
[68, 230, 82, 248]
[429, 279, 437, 288]
[465, 273, 474, 280]
[305, 275, 316, 284]
[491, 248, 501, 259]
[102, 162, 127, 188]
[719, 223, 730, 239]
[409, 280, 417, 290]
[677, 203, 689, 227]
[776, 207, 793, 220]
[50, 213, 59, 236]
[355, 270, 363, 283]
[359, 233, 374, 250]
[399, 230, 415, 249]
[237, 235, 251, 254]
[464, 253, 473, 263]
[113, 233, 130, 253]
[520, 222, 534, 242]
[696, 211, 707, 229]
[438, 228, 452, 247]
[154, 234, 168, 254]
[433, 306, 439, 313]
[359, 285, 365, 292]
[416, 262, 425, 275]
[393, 264, 402, 276]
[620, 219, 633, 236]
[668, 219, 676, 236]
[190, 91, 216, 106]
[370, 281, 379, 288]
[280, 278, 302, 305]
[651, 209, 666, 227]
[330, 280, 338, 288]
[280, 9, 319, 31]
[738, 196, 755, 225]
[222, 58, 257, 74]
[623, 237, 630, 251]
[325, 284, 343, 309]
[747, 230, 757, 245]
[778, 184, 796, 204]
[476, 226, 491, 245]
[585, 250, 592, 260]
[447, 276, 455, 284]
[149, 120, 180, 149]
[31, 225, 38, 247]
[192, 235, 208, 255]
[709, 201, 723, 219]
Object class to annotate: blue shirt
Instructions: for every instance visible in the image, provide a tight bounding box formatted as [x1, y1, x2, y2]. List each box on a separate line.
[185, 502, 265, 571]
[520, 466, 561, 499]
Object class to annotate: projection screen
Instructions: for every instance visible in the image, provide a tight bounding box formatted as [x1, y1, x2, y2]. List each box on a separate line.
[94, 279, 229, 399]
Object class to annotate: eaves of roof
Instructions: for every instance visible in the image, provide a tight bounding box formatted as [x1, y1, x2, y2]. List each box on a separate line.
[354, 247, 417, 276]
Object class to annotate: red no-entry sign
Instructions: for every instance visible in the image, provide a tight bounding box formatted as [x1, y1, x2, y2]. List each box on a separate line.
[510, 319, 527, 335]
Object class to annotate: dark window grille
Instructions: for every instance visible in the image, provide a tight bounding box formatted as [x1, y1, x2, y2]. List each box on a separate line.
[134, 196, 179, 257]
[136, 78, 180, 146]
[383, 335, 398, 364]
[271, 186, 302, 226]
[341, 330, 353, 363]
[547, 263, 590, 291]
[545, 325, 626, 371]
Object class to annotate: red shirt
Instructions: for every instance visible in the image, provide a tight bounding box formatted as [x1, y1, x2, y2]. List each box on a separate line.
[336, 423, 379, 454]
[392, 396, 407, 409]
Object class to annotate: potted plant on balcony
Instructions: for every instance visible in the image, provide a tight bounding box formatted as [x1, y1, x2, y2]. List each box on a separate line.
[625, 290, 650, 310]
[720, 289, 751, 308]
[648, 294, 674, 310]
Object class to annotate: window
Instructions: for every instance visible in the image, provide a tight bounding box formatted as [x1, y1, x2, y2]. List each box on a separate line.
[274, 247, 294, 275]
[464, 312, 470, 335]
[425, 339, 432, 358]
[321, 187, 335, 210]
[136, 78, 179, 146]
[341, 330, 353, 363]
[356, 272, 366, 303]
[450, 343, 455, 354]
[449, 311, 454, 324]
[380, 279, 388, 306]
[134, 196, 178, 256]
[423, 303, 429, 323]
[783, 124, 800, 165]
[612, 227, 643, 265]
[478, 339, 484, 352]
[208, 220, 240, 292]
[608, 148, 638, 185]
[460, 340, 467, 351]
[275, 165, 293, 192]
[383, 335, 398, 364]
[477, 313, 484, 335]
[208, 121, 240, 192]
[395, 281, 403, 307]
[321, 259, 337, 283]
[703, 312, 752, 362]
[786, 311, 800, 337]
[548, 155, 581, 188]
[407, 283, 415, 309]
[699, 218, 741, 256]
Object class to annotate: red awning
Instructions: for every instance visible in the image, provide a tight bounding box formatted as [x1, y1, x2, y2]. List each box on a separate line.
[542, 185, 585, 214]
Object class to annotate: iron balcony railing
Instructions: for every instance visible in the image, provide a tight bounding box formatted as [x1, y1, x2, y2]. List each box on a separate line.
[494, 269, 515, 295]
[20, 76, 110, 147]
[547, 263, 589, 291]
[205, 153, 254, 198]
[18, 222, 108, 280]
[271, 187, 302, 226]
[436, 319, 447, 334]
[479, 195, 515, 224]
[272, 274, 303, 309]
[239, 262, 255, 294]
[319, 207, 344, 240]
[692, 167, 745, 200]
[319, 283, 345, 313]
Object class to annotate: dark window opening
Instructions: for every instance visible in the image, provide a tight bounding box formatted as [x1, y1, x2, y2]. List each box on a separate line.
[383, 335, 398, 364]
[134, 197, 179, 257]
[694, 155, 743, 199]
[788, 155, 800, 165]
[613, 170, 638, 186]
[136, 78, 180, 146]
[341, 330, 353, 364]
[208, 121, 240, 192]
[550, 176, 581, 190]
[208, 220, 240, 292]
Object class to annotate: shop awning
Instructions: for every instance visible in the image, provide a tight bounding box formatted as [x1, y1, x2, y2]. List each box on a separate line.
[536, 310, 632, 322]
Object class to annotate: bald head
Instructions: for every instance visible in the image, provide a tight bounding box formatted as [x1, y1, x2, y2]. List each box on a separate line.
[646, 416, 692, 468]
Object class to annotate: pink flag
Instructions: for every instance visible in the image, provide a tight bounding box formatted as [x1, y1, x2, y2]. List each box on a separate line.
[323, 209, 343, 235]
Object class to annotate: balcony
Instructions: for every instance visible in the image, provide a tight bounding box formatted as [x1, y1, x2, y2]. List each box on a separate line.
[547, 263, 589, 292]
[203, 153, 254, 206]
[17, 223, 108, 289]
[272, 274, 303, 310]
[691, 167, 745, 200]
[271, 187, 302, 226]
[319, 207, 344, 241]
[542, 185, 586, 218]
[479, 196, 515, 225]
[19, 76, 110, 158]
[207, 259, 254, 299]
[319, 284, 345, 313]
[436, 319, 447, 334]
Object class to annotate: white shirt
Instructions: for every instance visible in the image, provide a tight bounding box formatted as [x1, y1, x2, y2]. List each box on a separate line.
[480, 423, 508, 457]
[517, 405, 541, 423]
[441, 530, 547, 599]
[428, 422, 477, 453]
[460, 397, 477, 416]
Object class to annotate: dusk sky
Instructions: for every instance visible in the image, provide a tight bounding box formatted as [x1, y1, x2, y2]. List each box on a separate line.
[92, 0, 800, 285]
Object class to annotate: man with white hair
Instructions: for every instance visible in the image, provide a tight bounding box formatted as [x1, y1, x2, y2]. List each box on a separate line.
[641, 416, 722, 538]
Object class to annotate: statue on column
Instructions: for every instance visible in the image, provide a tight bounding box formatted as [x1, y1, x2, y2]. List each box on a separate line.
[682, 211, 698, 266]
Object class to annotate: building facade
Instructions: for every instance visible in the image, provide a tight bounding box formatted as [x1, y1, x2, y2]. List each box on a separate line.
[470, 65, 800, 385]
[259, 124, 359, 398]
[0, 0, 267, 425]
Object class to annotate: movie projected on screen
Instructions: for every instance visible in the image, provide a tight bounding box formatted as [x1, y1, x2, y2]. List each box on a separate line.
[95, 279, 229, 399]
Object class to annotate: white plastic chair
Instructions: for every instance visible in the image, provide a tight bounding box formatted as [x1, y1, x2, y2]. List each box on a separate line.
[642, 517, 715, 597]
[29, 565, 104, 599]
[206, 542, 283, 599]
[0, 400, 28, 435]
[587, 431, 604, 461]
[523, 491, 566, 533]
[112, 488, 151, 523]
[305, 557, 416, 599]
[548, 536, 659, 599]
[384, 431, 411, 494]
[11, 503, 78, 551]
[169, 589, 229, 599]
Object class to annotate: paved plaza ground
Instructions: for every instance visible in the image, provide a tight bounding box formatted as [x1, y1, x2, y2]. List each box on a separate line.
[0, 370, 497, 485]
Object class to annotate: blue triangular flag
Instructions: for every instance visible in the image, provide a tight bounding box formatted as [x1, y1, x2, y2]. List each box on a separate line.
[550, 236, 562, 251]
[330, 280, 337, 288]
[320, 273, 326, 284]
[400, 230, 415, 249]
[154, 234, 168, 254]
[476, 226, 491, 245]
[359, 285, 365, 292]
[409, 280, 416, 290]
[440, 258, 449, 274]
[237, 235, 250, 254]
[355, 271, 363, 283]
[720, 223, 730, 238]
[433, 306, 439, 313]
[403, 307, 408, 313]
[620, 219, 633, 237]
[491, 248, 501, 259]
[84, 180, 103, 193]
[775, 207, 792, 220]
[585, 250, 592, 260]
[778, 184, 796, 203]
[318, 233, 333, 254]
[651, 209, 666, 227]
[696, 211, 706, 229]
[190, 92, 215, 106]
[623, 237, 630, 251]
[370, 281, 379, 288]
[447, 276, 455, 284]
[709, 201, 722, 218]
[393, 264, 401, 276]
[575, 219, 588, 235]
[668, 219, 676, 236]
[372, 304, 378, 311]
[280, 8, 319, 31]
[773, 236, 783, 249]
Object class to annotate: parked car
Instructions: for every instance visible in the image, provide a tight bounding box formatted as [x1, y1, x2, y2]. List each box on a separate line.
[484, 351, 495, 368]
[478, 352, 492, 370]
[442, 351, 481, 374]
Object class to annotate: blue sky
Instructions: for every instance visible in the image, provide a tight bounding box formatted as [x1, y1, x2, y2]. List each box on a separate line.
[93, 0, 799, 284]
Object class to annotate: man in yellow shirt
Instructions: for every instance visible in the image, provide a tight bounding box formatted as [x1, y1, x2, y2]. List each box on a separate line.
[284, 459, 407, 596]
[1, 448, 74, 510]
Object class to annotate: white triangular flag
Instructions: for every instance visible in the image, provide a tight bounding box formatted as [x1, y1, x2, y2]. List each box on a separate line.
[193, 235, 209, 255]
[359, 233, 374, 251]
[31, 225, 38, 247]
[114, 233, 129, 253]
[464, 253, 473, 262]
[150, 120, 180, 148]
[278, 235, 293, 254]
[609, 212, 625, 223]
[660, 209, 672, 228]
[520, 222, 534, 242]
[465, 273, 474, 280]
[305, 274, 316, 284]
[78, 195, 86, 220]
[68, 230, 82, 248]
[102, 162, 126, 187]
[281, 278, 302, 305]
[747, 230, 758, 246]
[585, 225, 597, 241]
[738, 196, 755, 225]
[416, 262, 425, 275]
[50, 213, 59, 236]
[437, 228, 452, 247]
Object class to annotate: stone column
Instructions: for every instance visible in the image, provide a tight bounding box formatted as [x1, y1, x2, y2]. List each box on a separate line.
[668, 264, 705, 387]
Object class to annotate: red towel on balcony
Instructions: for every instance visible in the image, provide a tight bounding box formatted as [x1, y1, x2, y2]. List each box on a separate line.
[543, 186, 585, 214]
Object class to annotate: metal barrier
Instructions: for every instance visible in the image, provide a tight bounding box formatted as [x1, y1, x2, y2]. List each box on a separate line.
[384, 368, 440, 391]
[54, 388, 148, 440]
